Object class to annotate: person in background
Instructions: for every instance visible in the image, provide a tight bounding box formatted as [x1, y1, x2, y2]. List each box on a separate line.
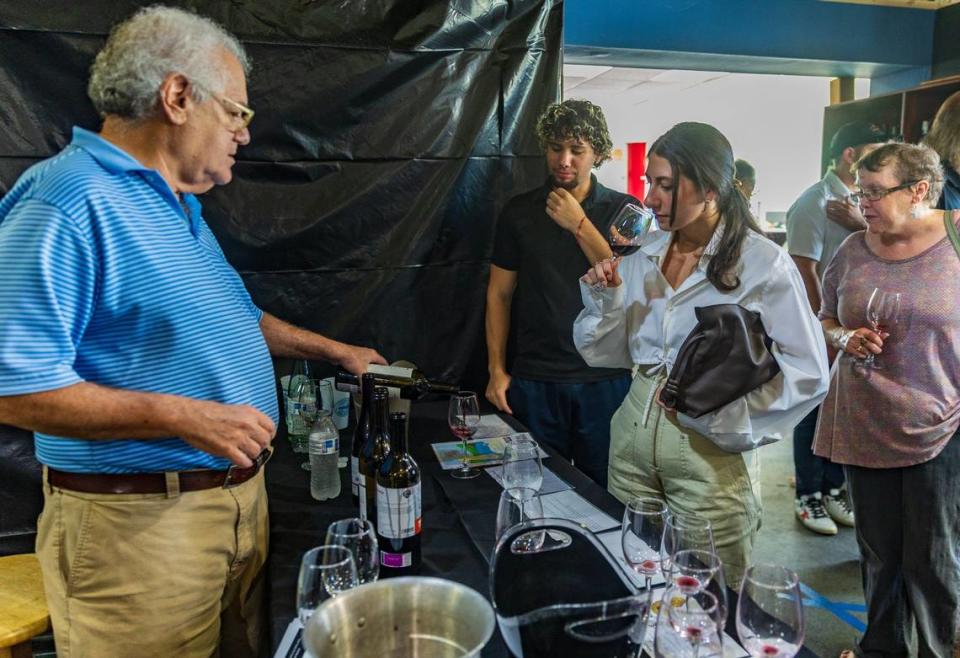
[785, 121, 885, 536]
[0, 7, 385, 657]
[815, 142, 958, 658]
[575, 122, 828, 586]
[924, 89, 960, 210]
[485, 99, 637, 487]
[734, 158, 756, 200]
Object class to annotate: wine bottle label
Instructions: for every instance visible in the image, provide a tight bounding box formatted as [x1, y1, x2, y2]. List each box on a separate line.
[376, 483, 422, 539]
[380, 550, 412, 568]
[350, 456, 361, 496]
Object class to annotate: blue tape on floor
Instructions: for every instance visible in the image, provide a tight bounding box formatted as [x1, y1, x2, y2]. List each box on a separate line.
[799, 582, 867, 632]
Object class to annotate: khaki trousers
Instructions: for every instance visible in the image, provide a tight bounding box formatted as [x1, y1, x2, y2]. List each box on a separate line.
[608, 373, 762, 589]
[36, 468, 269, 658]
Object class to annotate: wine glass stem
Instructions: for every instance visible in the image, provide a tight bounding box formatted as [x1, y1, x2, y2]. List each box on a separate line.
[692, 642, 700, 658]
[644, 575, 651, 593]
[461, 437, 469, 470]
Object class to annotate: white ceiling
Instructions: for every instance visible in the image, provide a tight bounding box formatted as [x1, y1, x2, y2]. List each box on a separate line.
[563, 64, 729, 105]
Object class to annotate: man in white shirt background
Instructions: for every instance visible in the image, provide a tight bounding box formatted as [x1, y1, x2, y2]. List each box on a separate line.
[786, 121, 885, 535]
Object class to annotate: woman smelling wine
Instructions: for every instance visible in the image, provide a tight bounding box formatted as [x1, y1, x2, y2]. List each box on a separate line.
[574, 122, 829, 588]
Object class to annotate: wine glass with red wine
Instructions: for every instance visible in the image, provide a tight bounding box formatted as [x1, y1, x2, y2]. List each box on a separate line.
[592, 202, 655, 292]
[863, 287, 901, 369]
[736, 564, 804, 658]
[622, 496, 668, 594]
[448, 391, 481, 479]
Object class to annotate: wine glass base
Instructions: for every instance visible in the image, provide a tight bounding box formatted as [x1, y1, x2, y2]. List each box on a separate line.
[451, 466, 481, 479]
[300, 461, 311, 471]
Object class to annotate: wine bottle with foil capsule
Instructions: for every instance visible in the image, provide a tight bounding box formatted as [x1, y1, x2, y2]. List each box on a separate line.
[376, 411, 421, 576]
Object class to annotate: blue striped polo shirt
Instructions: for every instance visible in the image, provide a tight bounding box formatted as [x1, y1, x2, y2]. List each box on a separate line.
[0, 127, 278, 473]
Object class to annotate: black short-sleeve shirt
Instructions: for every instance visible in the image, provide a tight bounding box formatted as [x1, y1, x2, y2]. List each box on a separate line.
[492, 175, 636, 382]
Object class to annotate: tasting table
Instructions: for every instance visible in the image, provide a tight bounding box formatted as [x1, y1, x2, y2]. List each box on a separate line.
[265, 399, 816, 658]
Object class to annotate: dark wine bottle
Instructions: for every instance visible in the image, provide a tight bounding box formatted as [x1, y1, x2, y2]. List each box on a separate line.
[376, 412, 421, 576]
[358, 387, 391, 526]
[335, 365, 459, 400]
[351, 373, 376, 511]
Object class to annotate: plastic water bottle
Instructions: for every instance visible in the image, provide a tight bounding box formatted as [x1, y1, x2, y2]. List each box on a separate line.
[308, 412, 341, 501]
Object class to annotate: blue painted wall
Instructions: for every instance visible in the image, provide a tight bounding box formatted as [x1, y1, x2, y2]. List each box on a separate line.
[565, 0, 934, 72]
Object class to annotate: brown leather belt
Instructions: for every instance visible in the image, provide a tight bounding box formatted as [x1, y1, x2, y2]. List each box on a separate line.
[47, 449, 272, 494]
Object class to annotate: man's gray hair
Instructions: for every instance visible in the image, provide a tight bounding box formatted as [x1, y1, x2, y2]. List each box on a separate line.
[88, 5, 250, 120]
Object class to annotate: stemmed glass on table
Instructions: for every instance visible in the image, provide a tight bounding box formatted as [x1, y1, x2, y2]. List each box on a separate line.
[324, 517, 379, 585]
[448, 391, 481, 479]
[592, 202, 656, 292]
[495, 487, 545, 552]
[621, 497, 668, 593]
[296, 545, 358, 625]
[736, 564, 804, 658]
[654, 586, 724, 658]
[862, 287, 901, 369]
[502, 435, 544, 494]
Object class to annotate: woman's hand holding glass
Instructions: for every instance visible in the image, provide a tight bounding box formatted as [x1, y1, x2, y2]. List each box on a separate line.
[582, 257, 623, 291]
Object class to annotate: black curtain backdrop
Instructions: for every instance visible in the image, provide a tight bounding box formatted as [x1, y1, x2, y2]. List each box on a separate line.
[0, 0, 562, 554]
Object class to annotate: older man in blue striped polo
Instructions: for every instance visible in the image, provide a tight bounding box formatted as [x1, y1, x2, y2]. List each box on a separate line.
[0, 6, 385, 657]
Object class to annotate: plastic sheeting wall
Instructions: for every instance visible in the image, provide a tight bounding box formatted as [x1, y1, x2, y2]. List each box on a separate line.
[0, 0, 562, 554]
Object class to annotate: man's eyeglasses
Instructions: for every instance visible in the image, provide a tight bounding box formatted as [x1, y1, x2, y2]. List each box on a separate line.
[215, 95, 255, 132]
[191, 80, 254, 132]
[849, 180, 919, 204]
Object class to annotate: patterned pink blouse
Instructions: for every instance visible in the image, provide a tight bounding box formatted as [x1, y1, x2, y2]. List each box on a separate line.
[813, 213, 960, 468]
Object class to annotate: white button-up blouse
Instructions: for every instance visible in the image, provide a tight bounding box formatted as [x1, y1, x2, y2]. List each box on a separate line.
[573, 225, 829, 452]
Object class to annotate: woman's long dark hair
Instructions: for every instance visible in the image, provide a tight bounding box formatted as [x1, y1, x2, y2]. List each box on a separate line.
[649, 122, 763, 291]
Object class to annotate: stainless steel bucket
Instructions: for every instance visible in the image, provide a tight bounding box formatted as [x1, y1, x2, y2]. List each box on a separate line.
[303, 576, 496, 657]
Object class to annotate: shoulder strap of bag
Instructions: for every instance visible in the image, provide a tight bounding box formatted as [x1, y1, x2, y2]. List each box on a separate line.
[945, 211, 960, 262]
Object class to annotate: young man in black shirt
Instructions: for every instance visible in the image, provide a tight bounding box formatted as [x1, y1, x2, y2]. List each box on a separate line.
[485, 99, 637, 487]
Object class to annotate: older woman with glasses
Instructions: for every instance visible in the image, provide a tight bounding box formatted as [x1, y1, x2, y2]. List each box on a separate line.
[814, 142, 960, 658]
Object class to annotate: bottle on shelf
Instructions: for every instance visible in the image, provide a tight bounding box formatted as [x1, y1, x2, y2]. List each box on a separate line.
[376, 411, 421, 576]
[358, 387, 391, 525]
[307, 408, 340, 501]
[335, 364, 459, 400]
[351, 373, 376, 510]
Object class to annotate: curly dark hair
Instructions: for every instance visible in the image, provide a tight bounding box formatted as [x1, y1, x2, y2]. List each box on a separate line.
[536, 99, 613, 166]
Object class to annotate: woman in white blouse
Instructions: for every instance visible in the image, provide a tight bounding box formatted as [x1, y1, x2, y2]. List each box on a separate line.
[574, 122, 829, 585]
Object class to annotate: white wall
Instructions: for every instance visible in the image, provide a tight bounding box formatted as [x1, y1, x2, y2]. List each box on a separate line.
[565, 72, 862, 226]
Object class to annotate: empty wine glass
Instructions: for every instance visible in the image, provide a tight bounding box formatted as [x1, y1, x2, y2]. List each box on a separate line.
[296, 545, 358, 624]
[592, 202, 656, 292]
[496, 487, 544, 552]
[502, 435, 543, 494]
[863, 287, 901, 369]
[736, 564, 804, 658]
[622, 497, 668, 593]
[325, 518, 379, 585]
[661, 514, 716, 582]
[668, 589, 723, 658]
[448, 391, 481, 479]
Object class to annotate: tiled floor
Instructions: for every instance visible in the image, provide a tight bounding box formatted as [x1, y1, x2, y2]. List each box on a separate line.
[752, 435, 865, 658]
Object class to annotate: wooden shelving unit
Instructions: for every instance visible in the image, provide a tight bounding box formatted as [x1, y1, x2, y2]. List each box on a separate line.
[821, 76, 960, 172]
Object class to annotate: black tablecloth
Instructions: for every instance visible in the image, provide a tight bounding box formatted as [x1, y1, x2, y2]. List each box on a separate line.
[265, 399, 815, 658]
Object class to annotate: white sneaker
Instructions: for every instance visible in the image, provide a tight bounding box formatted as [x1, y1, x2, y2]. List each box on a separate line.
[795, 493, 838, 535]
[823, 488, 855, 527]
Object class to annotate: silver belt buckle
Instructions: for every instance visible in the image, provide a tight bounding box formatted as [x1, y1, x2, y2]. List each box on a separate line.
[223, 448, 272, 489]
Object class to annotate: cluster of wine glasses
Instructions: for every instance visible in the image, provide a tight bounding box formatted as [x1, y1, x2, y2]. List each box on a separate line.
[620, 497, 804, 658]
[295, 517, 379, 625]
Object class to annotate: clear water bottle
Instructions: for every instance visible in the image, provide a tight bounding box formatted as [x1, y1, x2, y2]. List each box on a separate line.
[308, 412, 341, 501]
